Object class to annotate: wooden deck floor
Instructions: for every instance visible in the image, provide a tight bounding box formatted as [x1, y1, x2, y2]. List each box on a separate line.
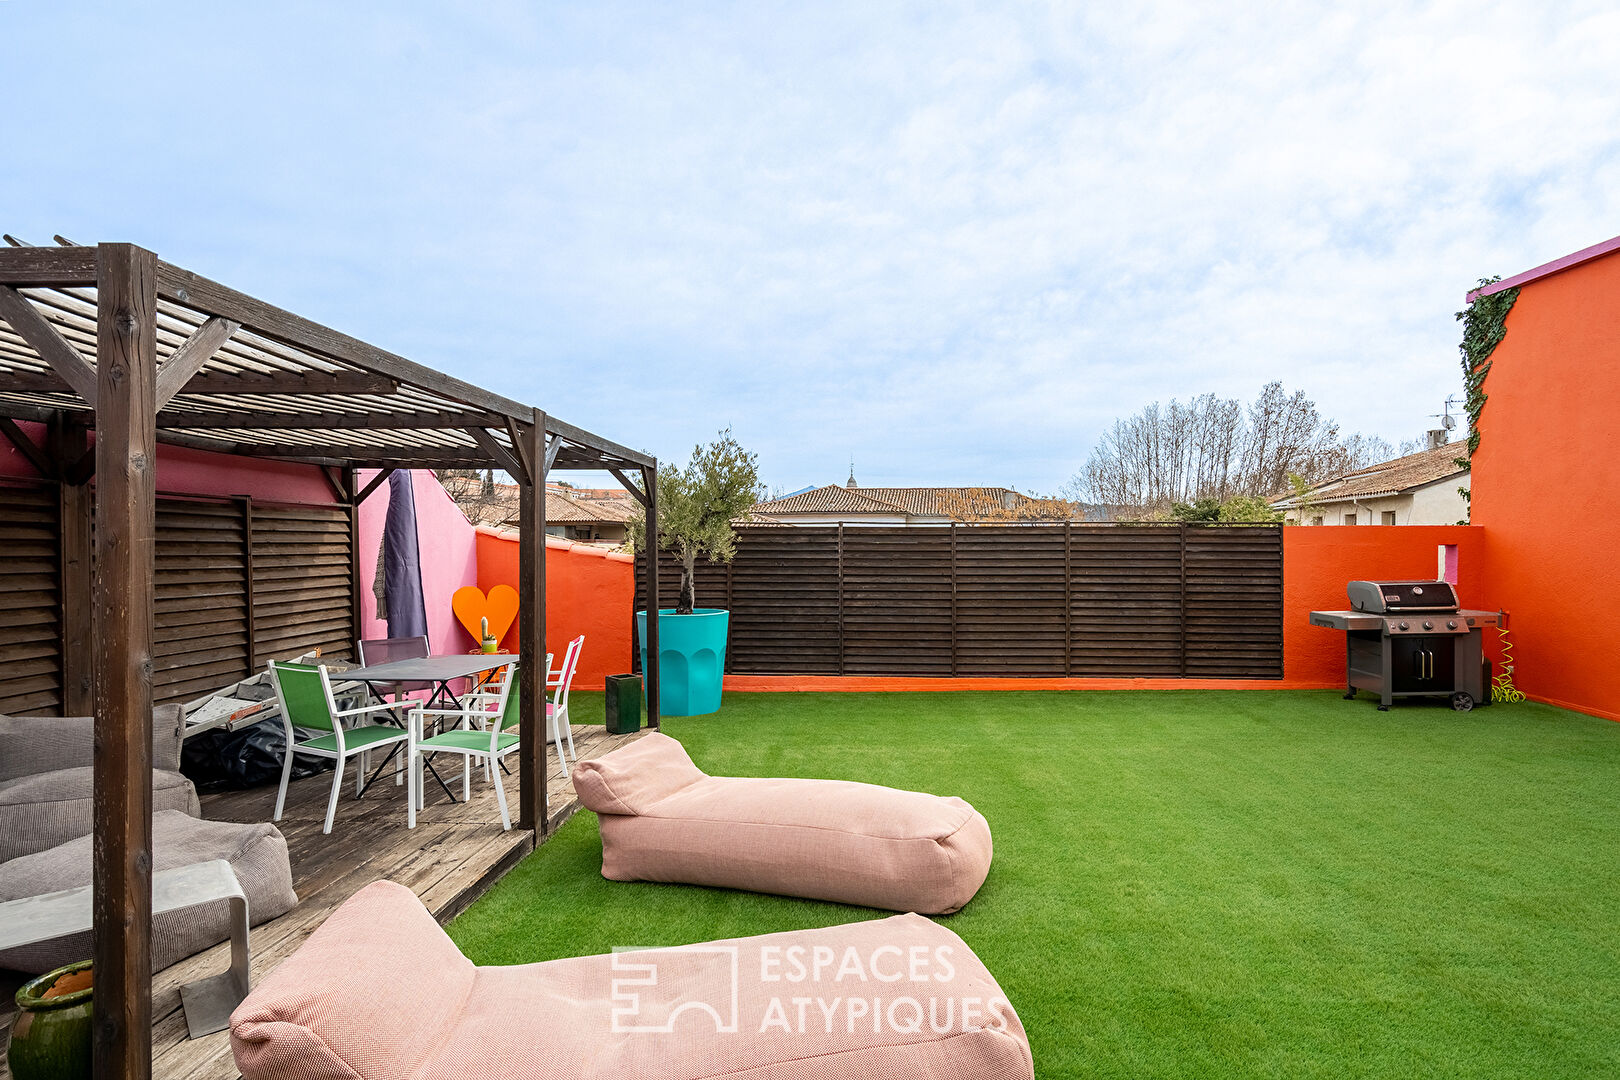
[1, 723, 645, 1080]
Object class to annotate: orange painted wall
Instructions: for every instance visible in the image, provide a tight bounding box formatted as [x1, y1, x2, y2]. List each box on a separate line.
[506, 525, 1479, 692]
[474, 528, 634, 688]
[1471, 251, 1620, 721]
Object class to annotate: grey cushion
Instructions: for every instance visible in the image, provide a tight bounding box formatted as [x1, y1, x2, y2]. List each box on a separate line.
[0, 809, 298, 974]
[0, 705, 186, 781]
[0, 767, 200, 863]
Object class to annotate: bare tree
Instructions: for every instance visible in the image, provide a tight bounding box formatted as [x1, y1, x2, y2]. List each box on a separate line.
[1070, 382, 1398, 515]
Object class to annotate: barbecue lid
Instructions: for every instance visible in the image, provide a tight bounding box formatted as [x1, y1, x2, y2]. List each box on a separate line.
[1347, 580, 1459, 613]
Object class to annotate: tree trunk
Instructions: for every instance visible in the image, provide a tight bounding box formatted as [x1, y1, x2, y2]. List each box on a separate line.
[679, 548, 697, 614]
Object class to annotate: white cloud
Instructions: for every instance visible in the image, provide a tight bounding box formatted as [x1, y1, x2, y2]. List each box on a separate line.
[3, 0, 1617, 490]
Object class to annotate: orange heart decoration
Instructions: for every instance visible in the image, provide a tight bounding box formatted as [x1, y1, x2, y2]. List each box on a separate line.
[452, 585, 520, 645]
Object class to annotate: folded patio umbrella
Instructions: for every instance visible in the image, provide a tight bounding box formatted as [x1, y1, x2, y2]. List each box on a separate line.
[375, 470, 429, 641]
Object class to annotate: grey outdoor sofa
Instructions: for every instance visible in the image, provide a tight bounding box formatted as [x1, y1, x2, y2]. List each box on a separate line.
[0, 708, 297, 974]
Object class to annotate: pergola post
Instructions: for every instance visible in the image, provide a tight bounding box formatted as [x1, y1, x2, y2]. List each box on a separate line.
[641, 462, 660, 730]
[92, 243, 159, 1080]
[517, 412, 549, 831]
[51, 413, 95, 714]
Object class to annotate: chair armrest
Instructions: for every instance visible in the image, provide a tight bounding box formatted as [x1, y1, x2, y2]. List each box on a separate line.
[331, 701, 414, 721]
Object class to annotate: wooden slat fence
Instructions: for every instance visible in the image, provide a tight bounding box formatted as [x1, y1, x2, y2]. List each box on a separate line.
[0, 480, 356, 712]
[637, 523, 1283, 678]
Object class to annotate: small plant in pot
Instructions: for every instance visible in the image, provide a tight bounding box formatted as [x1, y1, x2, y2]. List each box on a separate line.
[630, 428, 760, 716]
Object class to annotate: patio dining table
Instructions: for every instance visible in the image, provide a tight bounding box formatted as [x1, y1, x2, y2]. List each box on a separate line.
[342, 654, 524, 801]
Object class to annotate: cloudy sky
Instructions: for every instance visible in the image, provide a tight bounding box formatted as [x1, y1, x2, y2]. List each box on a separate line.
[4, 1, 1616, 494]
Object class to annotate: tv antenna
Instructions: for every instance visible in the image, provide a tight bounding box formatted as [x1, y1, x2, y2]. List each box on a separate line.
[1432, 396, 1464, 431]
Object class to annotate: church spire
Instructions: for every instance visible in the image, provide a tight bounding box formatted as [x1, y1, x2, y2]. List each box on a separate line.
[846, 456, 858, 488]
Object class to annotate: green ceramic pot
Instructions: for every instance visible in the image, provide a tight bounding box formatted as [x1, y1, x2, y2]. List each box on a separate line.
[9, 960, 93, 1080]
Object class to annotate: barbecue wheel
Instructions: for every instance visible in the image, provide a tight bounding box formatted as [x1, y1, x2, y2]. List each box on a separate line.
[1450, 692, 1475, 713]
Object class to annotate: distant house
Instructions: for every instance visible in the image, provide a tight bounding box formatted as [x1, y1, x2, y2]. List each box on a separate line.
[1271, 441, 1470, 525]
[440, 473, 637, 545]
[528, 487, 638, 545]
[750, 475, 1075, 526]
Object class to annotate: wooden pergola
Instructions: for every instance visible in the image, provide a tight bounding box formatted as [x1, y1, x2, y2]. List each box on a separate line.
[0, 240, 661, 1079]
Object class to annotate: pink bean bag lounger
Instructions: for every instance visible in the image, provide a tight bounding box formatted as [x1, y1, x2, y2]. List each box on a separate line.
[230, 879, 1034, 1080]
[573, 732, 993, 914]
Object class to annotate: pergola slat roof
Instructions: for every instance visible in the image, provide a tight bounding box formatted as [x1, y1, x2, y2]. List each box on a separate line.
[0, 240, 652, 474]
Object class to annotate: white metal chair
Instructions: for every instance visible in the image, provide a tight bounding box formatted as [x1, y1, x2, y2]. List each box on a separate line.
[409, 660, 546, 830]
[547, 635, 584, 771]
[267, 661, 416, 835]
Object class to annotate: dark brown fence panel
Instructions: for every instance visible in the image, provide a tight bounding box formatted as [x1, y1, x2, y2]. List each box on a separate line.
[635, 522, 1283, 679]
[1069, 525, 1184, 676]
[0, 482, 63, 714]
[1183, 525, 1283, 678]
[250, 503, 356, 669]
[727, 529, 839, 674]
[956, 526, 1067, 675]
[153, 498, 251, 705]
[842, 528, 952, 675]
[631, 548, 728, 673]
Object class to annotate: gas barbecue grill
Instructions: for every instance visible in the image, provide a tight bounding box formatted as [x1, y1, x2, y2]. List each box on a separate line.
[1310, 580, 1499, 711]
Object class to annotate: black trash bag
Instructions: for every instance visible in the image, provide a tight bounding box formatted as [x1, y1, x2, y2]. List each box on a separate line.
[182, 717, 334, 793]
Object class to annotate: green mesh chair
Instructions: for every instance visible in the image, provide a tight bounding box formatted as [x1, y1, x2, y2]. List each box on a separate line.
[410, 661, 536, 830]
[268, 661, 416, 835]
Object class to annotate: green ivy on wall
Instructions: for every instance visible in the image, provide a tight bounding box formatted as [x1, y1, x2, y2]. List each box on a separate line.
[1452, 277, 1518, 524]
[1455, 276, 1519, 463]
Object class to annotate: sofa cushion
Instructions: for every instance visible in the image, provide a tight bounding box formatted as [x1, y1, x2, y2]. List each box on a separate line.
[571, 731, 707, 815]
[231, 880, 1033, 1080]
[574, 733, 994, 915]
[0, 766, 199, 863]
[0, 809, 298, 974]
[231, 879, 476, 1080]
[0, 706, 186, 781]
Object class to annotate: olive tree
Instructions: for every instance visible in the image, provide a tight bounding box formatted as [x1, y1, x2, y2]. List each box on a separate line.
[629, 428, 761, 614]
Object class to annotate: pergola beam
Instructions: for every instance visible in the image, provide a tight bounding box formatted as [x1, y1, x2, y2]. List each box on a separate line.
[153, 316, 240, 408]
[0, 287, 99, 406]
[0, 245, 97, 286]
[155, 408, 505, 430]
[157, 262, 534, 422]
[4, 368, 400, 396]
[468, 426, 526, 482]
[641, 461, 661, 730]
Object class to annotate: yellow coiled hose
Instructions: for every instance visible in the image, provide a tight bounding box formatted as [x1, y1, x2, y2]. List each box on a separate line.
[1493, 624, 1526, 704]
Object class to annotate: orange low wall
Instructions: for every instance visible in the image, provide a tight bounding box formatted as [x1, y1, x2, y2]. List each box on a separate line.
[475, 527, 634, 689]
[475, 525, 1486, 693]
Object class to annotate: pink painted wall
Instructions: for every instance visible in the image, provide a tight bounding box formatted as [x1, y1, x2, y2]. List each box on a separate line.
[354, 468, 482, 655]
[1, 419, 331, 503]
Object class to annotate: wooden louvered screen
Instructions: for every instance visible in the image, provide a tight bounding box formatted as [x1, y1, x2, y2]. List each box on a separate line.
[0, 483, 64, 714]
[249, 504, 355, 669]
[0, 484, 356, 713]
[154, 499, 251, 704]
[636, 523, 1283, 678]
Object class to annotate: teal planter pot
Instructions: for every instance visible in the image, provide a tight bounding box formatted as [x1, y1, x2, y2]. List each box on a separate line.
[9, 960, 94, 1080]
[637, 608, 729, 716]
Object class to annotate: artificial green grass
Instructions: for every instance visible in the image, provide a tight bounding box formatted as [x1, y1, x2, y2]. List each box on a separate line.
[449, 690, 1620, 1078]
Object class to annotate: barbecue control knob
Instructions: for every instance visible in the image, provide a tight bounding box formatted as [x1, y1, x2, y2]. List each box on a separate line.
[1422, 621, 1433, 630]
[1447, 620, 1458, 630]
[1397, 621, 1409, 630]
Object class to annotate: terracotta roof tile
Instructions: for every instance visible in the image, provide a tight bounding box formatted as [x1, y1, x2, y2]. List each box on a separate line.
[1277, 441, 1469, 505]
